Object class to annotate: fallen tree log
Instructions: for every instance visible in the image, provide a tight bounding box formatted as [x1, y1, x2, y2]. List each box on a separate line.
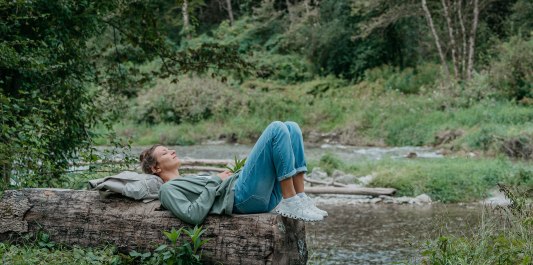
[180, 159, 233, 166]
[70, 158, 233, 167]
[304, 177, 347, 187]
[180, 166, 227, 172]
[0, 189, 307, 265]
[305, 187, 396, 196]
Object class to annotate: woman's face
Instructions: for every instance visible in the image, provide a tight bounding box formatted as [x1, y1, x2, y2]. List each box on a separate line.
[152, 146, 180, 174]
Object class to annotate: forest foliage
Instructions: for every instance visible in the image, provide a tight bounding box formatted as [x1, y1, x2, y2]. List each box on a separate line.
[1, 0, 533, 191]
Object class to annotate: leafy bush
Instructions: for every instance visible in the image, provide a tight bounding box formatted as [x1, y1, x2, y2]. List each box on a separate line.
[0, 227, 208, 265]
[318, 153, 344, 175]
[490, 36, 533, 100]
[252, 52, 314, 83]
[134, 76, 248, 124]
[0, 237, 124, 265]
[363, 64, 440, 94]
[130, 226, 208, 265]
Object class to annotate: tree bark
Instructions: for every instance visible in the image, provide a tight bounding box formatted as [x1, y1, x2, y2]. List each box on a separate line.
[181, 165, 226, 172]
[182, 0, 191, 38]
[304, 177, 347, 187]
[421, 0, 451, 81]
[286, 0, 294, 27]
[457, 0, 468, 80]
[0, 189, 308, 265]
[467, 0, 479, 80]
[304, 0, 310, 14]
[1, 163, 10, 189]
[442, 0, 459, 80]
[305, 187, 396, 196]
[225, 0, 234, 26]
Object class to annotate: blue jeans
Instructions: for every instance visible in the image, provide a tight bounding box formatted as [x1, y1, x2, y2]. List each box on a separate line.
[233, 121, 308, 214]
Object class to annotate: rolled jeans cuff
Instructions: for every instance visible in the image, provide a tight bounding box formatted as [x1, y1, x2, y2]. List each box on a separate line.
[278, 168, 297, 182]
[295, 166, 307, 174]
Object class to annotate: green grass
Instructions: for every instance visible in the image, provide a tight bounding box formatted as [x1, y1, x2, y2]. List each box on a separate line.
[417, 186, 533, 264]
[367, 157, 514, 202]
[308, 154, 533, 203]
[97, 75, 533, 160]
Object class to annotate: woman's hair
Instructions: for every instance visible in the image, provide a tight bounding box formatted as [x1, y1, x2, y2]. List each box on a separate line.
[139, 144, 162, 175]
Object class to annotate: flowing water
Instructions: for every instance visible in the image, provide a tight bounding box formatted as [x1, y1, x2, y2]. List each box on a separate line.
[127, 144, 481, 264]
[130, 143, 443, 164]
[306, 202, 482, 264]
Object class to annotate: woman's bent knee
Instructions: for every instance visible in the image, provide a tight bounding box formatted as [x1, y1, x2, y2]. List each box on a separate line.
[284, 121, 302, 135]
[268, 121, 289, 136]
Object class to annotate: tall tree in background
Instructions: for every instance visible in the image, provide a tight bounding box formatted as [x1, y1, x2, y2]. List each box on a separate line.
[421, 0, 479, 81]
[182, 0, 191, 37]
[225, 0, 235, 26]
[353, 0, 485, 82]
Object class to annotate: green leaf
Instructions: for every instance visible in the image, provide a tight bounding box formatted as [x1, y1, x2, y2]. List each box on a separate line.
[155, 244, 167, 252]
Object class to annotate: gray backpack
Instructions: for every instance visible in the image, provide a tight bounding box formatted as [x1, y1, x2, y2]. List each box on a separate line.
[88, 171, 164, 203]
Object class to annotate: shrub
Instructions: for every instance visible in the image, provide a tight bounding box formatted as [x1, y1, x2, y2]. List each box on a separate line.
[420, 182, 533, 264]
[490, 36, 533, 100]
[319, 153, 344, 175]
[134, 76, 248, 124]
[363, 64, 440, 94]
[252, 52, 314, 83]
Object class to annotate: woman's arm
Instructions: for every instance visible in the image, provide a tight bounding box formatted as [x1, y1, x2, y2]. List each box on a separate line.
[159, 180, 218, 225]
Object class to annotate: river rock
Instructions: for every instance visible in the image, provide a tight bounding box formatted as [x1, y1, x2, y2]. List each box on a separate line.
[369, 197, 382, 204]
[414, 194, 432, 204]
[395, 196, 415, 204]
[481, 189, 511, 206]
[309, 167, 328, 180]
[379, 195, 395, 204]
[332, 170, 360, 184]
[357, 175, 375, 186]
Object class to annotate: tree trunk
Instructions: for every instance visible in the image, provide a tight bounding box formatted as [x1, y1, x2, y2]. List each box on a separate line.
[305, 187, 396, 196]
[1, 162, 11, 190]
[0, 189, 308, 265]
[441, 0, 459, 80]
[421, 0, 451, 81]
[457, 0, 468, 80]
[304, 177, 348, 187]
[182, 0, 191, 38]
[286, 0, 294, 27]
[225, 0, 234, 26]
[467, 0, 479, 80]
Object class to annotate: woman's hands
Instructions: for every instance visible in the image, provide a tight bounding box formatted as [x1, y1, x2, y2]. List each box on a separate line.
[217, 170, 233, 181]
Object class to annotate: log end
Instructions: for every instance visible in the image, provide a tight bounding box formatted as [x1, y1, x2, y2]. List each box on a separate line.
[0, 190, 30, 234]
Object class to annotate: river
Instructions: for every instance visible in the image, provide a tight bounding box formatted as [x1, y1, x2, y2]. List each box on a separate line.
[128, 144, 482, 264]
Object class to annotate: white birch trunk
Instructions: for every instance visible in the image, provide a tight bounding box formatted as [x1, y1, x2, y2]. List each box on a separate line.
[225, 0, 234, 26]
[442, 0, 459, 80]
[182, 0, 190, 38]
[457, 0, 468, 79]
[467, 0, 479, 80]
[422, 0, 451, 81]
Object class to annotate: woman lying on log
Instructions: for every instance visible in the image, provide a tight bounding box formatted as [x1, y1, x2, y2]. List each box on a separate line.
[139, 121, 327, 225]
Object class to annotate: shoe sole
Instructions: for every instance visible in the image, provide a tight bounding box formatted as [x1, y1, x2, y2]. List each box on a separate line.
[275, 209, 323, 222]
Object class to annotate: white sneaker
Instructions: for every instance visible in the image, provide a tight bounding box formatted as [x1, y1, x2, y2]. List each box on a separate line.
[300, 195, 328, 217]
[275, 197, 323, 222]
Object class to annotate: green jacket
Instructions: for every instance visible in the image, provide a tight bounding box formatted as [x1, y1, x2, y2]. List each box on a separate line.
[159, 173, 239, 225]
